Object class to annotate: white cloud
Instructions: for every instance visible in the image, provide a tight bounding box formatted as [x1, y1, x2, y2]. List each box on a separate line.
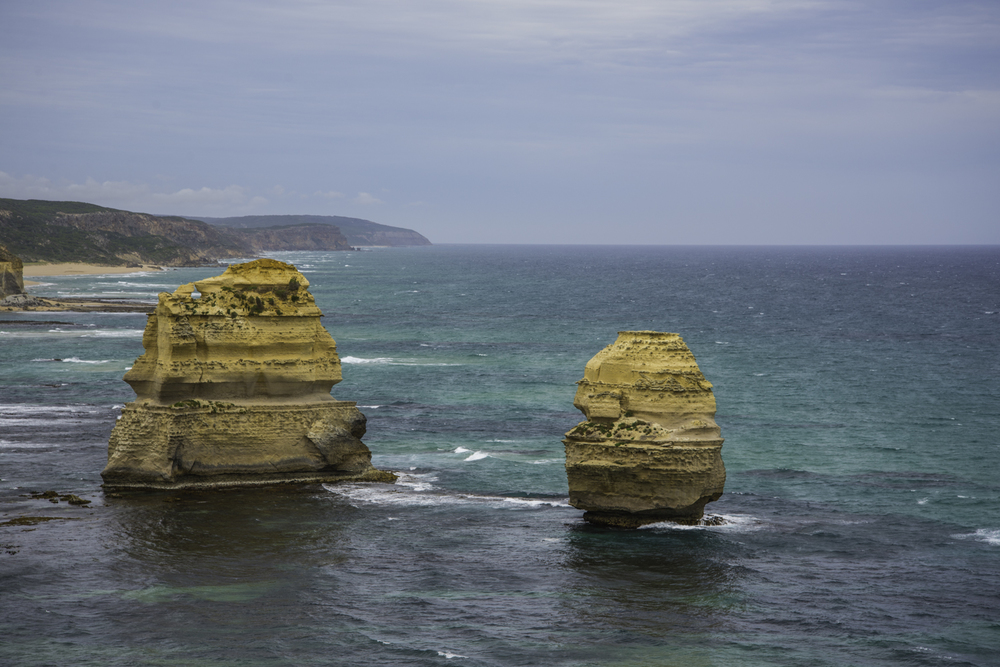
[0, 172, 268, 216]
[314, 189, 344, 199]
[354, 192, 383, 205]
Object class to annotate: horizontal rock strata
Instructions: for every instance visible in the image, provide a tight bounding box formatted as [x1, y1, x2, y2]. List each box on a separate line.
[563, 331, 725, 527]
[103, 258, 395, 490]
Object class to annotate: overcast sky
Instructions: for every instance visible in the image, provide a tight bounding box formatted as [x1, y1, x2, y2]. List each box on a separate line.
[1, 1, 997, 244]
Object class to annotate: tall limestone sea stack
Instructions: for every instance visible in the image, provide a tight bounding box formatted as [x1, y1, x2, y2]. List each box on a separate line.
[563, 331, 726, 527]
[103, 258, 395, 490]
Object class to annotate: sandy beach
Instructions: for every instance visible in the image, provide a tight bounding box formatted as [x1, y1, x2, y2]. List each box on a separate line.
[22, 263, 163, 279]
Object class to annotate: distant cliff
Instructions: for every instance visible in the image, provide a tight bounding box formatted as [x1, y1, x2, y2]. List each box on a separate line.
[227, 224, 352, 251]
[195, 214, 432, 247]
[0, 199, 369, 266]
[0, 199, 251, 266]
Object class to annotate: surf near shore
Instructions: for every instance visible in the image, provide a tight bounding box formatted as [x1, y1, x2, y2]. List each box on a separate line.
[22, 263, 164, 282]
[4, 263, 162, 313]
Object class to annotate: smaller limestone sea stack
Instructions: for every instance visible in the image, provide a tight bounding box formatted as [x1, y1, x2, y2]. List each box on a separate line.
[0, 244, 25, 299]
[564, 331, 726, 527]
[103, 258, 395, 490]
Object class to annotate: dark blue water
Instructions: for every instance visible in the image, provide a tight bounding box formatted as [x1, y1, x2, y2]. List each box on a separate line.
[2, 245, 999, 666]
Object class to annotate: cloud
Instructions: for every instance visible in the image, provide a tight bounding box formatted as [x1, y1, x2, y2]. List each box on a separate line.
[314, 189, 344, 199]
[354, 192, 383, 205]
[0, 172, 268, 216]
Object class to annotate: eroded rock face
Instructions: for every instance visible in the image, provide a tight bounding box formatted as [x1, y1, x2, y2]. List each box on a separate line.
[0, 244, 24, 298]
[563, 331, 725, 527]
[102, 258, 395, 490]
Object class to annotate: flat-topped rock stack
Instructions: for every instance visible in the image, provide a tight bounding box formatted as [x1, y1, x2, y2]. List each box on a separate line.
[102, 258, 395, 490]
[563, 331, 726, 527]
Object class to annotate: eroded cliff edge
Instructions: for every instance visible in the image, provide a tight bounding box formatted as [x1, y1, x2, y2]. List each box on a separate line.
[563, 331, 725, 527]
[102, 258, 396, 490]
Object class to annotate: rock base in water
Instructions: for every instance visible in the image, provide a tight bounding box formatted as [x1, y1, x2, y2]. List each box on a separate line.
[564, 331, 725, 525]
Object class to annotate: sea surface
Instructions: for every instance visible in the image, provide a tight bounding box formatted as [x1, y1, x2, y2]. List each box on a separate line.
[1, 245, 998, 666]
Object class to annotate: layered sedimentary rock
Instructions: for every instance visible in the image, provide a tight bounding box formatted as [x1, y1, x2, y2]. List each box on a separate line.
[563, 331, 725, 527]
[0, 244, 24, 298]
[102, 258, 396, 490]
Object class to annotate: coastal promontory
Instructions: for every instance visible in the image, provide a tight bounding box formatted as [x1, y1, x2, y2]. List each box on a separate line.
[563, 331, 726, 527]
[103, 258, 396, 490]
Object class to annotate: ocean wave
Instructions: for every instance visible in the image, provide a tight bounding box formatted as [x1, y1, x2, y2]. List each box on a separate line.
[0, 439, 60, 449]
[80, 329, 145, 338]
[0, 417, 90, 427]
[96, 282, 175, 288]
[340, 356, 462, 367]
[464, 451, 489, 461]
[32, 357, 113, 364]
[0, 404, 103, 414]
[340, 356, 395, 364]
[324, 480, 570, 509]
[638, 513, 763, 532]
[395, 472, 438, 492]
[953, 528, 1000, 546]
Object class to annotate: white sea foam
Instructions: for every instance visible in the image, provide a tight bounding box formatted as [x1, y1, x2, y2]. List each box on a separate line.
[81, 329, 144, 338]
[437, 652, 467, 659]
[0, 404, 103, 415]
[0, 417, 89, 427]
[486, 439, 516, 443]
[324, 481, 570, 509]
[31, 357, 113, 364]
[464, 451, 489, 461]
[358, 405, 381, 409]
[340, 356, 462, 367]
[454, 447, 470, 453]
[0, 439, 58, 449]
[638, 513, 763, 532]
[97, 281, 175, 288]
[954, 528, 1000, 545]
[394, 472, 438, 492]
[340, 356, 394, 364]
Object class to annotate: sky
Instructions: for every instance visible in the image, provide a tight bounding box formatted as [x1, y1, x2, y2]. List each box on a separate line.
[1, 0, 998, 244]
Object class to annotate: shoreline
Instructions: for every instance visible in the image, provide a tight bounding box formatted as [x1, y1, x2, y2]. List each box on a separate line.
[22, 263, 164, 279]
[0, 296, 155, 313]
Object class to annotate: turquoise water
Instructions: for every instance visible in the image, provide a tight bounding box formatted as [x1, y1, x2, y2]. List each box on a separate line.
[2, 245, 998, 666]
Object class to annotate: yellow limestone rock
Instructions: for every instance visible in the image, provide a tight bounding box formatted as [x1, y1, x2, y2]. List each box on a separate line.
[102, 258, 396, 490]
[563, 331, 725, 527]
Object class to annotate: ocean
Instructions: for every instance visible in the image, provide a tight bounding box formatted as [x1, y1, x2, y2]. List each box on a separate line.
[1, 244, 998, 666]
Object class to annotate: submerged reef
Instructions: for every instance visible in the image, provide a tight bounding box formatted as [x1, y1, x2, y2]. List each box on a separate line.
[563, 331, 726, 527]
[102, 258, 395, 490]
